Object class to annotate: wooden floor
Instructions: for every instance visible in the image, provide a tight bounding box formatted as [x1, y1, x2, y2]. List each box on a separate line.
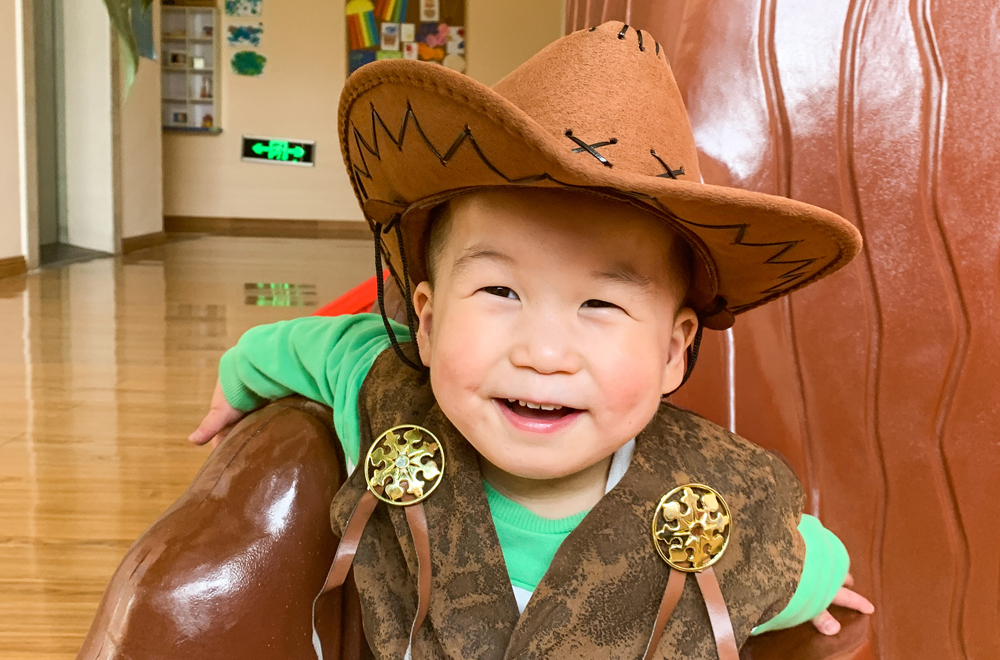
[0, 235, 373, 659]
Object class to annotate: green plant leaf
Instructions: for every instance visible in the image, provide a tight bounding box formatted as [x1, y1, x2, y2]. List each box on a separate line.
[101, 0, 140, 95]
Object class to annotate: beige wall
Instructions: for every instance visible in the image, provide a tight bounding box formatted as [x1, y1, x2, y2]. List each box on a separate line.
[467, 0, 564, 87]
[162, 0, 565, 223]
[0, 0, 25, 261]
[120, 5, 165, 239]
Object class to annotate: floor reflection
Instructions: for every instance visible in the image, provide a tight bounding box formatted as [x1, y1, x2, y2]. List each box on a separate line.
[0, 235, 372, 658]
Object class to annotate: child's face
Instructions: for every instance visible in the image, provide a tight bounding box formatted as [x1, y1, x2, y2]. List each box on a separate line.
[413, 189, 698, 480]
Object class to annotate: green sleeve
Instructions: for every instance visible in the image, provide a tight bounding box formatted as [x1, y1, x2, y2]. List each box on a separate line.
[218, 313, 410, 470]
[751, 514, 850, 635]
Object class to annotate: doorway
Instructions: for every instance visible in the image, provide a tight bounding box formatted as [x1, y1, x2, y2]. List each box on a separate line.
[33, 0, 117, 267]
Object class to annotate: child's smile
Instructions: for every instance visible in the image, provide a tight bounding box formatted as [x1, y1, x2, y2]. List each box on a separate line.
[494, 397, 583, 433]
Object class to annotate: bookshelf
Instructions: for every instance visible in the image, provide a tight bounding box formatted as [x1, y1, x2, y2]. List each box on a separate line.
[161, 5, 221, 133]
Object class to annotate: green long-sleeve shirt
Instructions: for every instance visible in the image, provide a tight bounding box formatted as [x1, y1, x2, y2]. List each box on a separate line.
[219, 313, 849, 633]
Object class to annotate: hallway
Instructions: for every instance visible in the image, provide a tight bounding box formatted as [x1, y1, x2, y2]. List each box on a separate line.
[0, 235, 371, 658]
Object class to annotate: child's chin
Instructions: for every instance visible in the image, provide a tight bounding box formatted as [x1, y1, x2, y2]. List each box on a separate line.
[489, 455, 585, 480]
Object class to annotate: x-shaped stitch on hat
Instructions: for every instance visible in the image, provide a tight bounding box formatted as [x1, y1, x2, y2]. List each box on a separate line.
[565, 130, 617, 167]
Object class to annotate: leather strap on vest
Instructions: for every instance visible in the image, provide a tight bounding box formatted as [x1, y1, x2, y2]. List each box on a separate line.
[322, 490, 379, 594]
[695, 568, 739, 660]
[643, 568, 687, 660]
[404, 503, 432, 651]
[321, 491, 434, 654]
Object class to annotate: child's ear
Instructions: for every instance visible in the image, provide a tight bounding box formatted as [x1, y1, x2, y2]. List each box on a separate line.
[412, 281, 434, 367]
[661, 307, 699, 395]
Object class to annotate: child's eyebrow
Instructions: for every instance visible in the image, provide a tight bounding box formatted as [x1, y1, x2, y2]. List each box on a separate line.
[452, 244, 517, 275]
[592, 266, 653, 288]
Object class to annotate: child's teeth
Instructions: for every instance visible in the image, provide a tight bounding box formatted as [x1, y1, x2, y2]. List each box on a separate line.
[507, 399, 565, 411]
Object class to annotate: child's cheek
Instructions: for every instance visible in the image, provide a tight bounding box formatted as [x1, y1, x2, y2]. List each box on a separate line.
[592, 352, 663, 433]
[430, 310, 498, 399]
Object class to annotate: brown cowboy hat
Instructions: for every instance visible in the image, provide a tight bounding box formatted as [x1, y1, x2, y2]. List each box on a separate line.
[339, 21, 861, 330]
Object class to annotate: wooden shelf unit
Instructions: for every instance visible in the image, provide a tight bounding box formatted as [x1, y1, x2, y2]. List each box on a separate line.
[160, 5, 220, 132]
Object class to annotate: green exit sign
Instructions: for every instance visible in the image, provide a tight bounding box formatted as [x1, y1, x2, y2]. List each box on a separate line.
[242, 135, 315, 166]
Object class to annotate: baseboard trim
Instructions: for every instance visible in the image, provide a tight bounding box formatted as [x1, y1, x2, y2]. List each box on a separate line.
[164, 216, 370, 240]
[0, 255, 27, 280]
[122, 231, 173, 254]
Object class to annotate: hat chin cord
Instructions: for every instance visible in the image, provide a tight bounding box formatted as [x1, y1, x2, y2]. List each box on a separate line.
[373, 220, 426, 374]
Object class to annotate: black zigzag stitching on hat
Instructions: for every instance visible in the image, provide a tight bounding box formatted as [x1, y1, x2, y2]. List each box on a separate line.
[680, 220, 820, 294]
[350, 101, 554, 186]
[674, 221, 824, 298]
[632, 193, 835, 306]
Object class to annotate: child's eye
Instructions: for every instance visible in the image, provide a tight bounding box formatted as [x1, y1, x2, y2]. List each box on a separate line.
[482, 286, 519, 300]
[581, 299, 622, 310]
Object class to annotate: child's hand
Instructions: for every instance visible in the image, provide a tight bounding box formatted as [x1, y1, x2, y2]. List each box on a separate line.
[811, 573, 875, 635]
[188, 380, 248, 447]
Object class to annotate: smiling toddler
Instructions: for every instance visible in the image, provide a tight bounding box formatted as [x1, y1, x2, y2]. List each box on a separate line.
[191, 22, 873, 659]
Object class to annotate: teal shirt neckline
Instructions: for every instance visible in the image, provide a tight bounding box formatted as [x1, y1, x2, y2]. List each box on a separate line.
[484, 480, 589, 591]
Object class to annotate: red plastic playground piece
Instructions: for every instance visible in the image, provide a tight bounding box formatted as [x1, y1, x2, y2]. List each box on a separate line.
[313, 272, 386, 317]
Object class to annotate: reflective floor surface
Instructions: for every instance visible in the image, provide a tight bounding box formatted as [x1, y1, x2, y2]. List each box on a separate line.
[0, 235, 372, 658]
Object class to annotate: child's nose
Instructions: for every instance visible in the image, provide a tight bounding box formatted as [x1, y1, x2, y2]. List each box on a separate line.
[508, 312, 583, 375]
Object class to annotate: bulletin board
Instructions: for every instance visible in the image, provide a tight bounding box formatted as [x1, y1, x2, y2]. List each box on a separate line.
[345, 0, 467, 76]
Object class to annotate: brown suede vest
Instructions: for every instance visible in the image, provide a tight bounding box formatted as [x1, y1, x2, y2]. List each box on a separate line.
[330, 349, 805, 660]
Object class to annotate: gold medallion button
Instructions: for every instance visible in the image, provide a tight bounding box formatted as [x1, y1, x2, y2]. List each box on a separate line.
[652, 484, 732, 572]
[365, 425, 444, 506]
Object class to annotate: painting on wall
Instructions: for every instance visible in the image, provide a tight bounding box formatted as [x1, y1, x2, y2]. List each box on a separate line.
[227, 23, 263, 47]
[225, 0, 262, 17]
[345, 0, 465, 75]
[232, 50, 267, 76]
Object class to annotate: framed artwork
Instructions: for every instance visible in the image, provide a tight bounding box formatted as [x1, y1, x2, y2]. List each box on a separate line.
[168, 51, 188, 67]
[172, 111, 189, 124]
[345, 0, 465, 75]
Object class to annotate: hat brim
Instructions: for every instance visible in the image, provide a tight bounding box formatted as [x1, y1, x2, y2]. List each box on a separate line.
[340, 60, 861, 326]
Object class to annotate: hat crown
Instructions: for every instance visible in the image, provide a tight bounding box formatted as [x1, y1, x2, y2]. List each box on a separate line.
[492, 22, 702, 181]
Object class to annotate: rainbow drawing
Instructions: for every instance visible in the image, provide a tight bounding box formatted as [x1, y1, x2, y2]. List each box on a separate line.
[374, 0, 407, 24]
[393, 0, 408, 22]
[346, 0, 378, 49]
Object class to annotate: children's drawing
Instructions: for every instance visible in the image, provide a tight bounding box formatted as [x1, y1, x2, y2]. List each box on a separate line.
[231, 51, 267, 76]
[419, 0, 439, 22]
[227, 24, 263, 47]
[346, 0, 379, 50]
[375, 0, 409, 22]
[225, 0, 262, 17]
[417, 22, 448, 47]
[348, 49, 377, 74]
[380, 23, 400, 51]
[417, 42, 444, 62]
